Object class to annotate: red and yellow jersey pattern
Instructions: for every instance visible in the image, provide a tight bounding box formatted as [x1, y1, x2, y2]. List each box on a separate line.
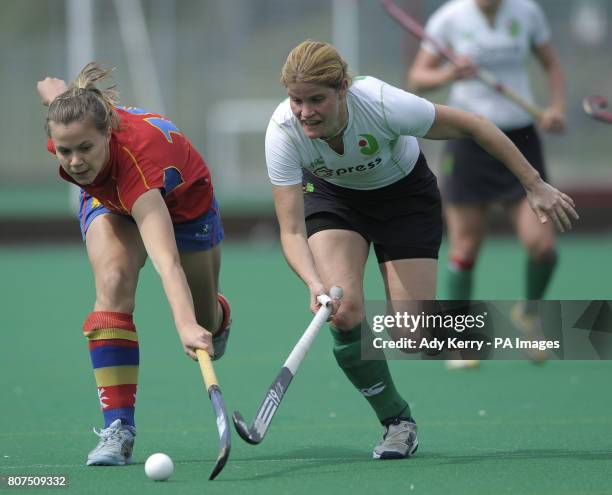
[47, 106, 213, 223]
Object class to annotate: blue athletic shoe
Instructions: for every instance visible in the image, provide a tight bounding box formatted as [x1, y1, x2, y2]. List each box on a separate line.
[86, 419, 136, 466]
[212, 294, 232, 361]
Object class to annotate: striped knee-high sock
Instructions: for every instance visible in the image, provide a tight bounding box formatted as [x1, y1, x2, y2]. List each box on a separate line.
[83, 311, 139, 428]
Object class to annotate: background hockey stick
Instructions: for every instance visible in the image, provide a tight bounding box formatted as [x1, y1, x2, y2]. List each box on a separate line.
[583, 96, 612, 124]
[382, 0, 544, 120]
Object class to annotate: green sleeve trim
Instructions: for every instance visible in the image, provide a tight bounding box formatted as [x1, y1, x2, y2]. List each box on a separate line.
[379, 83, 398, 138]
[380, 85, 406, 176]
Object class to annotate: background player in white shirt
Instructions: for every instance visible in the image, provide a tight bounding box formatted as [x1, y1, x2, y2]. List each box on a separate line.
[266, 40, 576, 459]
[408, 0, 566, 345]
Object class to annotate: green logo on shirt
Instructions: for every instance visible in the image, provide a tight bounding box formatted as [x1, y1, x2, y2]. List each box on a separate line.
[358, 134, 379, 155]
[441, 153, 454, 175]
[508, 19, 521, 37]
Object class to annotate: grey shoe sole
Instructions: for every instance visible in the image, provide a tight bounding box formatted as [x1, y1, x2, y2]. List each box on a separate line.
[86, 455, 133, 466]
[372, 439, 419, 460]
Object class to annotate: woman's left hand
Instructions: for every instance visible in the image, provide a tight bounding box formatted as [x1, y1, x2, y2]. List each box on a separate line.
[525, 179, 579, 232]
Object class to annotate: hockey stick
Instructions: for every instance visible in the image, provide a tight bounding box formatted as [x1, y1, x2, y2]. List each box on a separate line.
[382, 0, 544, 120]
[583, 96, 612, 124]
[232, 286, 343, 444]
[196, 349, 230, 480]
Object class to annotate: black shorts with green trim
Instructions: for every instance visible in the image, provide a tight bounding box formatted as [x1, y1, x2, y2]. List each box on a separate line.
[439, 124, 547, 204]
[303, 153, 442, 264]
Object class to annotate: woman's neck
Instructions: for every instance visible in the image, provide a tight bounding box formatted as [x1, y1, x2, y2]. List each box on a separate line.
[321, 101, 349, 142]
[476, 0, 501, 22]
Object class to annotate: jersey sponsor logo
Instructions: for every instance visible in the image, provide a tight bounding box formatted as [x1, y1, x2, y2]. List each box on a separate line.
[313, 166, 333, 178]
[358, 134, 379, 155]
[313, 157, 382, 178]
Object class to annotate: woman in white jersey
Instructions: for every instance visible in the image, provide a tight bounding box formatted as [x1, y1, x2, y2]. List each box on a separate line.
[266, 40, 576, 459]
[408, 0, 565, 349]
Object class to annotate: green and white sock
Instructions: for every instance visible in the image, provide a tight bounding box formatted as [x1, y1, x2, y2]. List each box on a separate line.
[330, 322, 409, 423]
[525, 253, 557, 313]
[447, 256, 475, 300]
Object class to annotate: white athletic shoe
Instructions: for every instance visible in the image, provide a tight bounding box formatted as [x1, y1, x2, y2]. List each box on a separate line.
[445, 359, 481, 370]
[86, 419, 136, 466]
[510, 303, 548, 362]
[372, 418, 419, 460]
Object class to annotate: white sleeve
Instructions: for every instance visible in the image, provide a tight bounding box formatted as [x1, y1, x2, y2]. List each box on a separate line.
[527, 0, 551, 46]
[421, 6, 449, 55]
[265, 119, 303, 186]
[381, 84, 436, 138]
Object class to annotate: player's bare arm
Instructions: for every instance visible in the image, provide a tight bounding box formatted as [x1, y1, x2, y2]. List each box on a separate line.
[533, 42, 566, 133]
[424, 104, 578, 231]
[131, 188, 213, 359]
[408, 49, 477, 92]
[272, 184, 327, 312]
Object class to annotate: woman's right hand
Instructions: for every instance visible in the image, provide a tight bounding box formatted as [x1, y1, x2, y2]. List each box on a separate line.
[36, 77, 69, 106]
[525, 179, 579, 232]
[309, 284, 342, 318]
[176, 322, 214, 361]
[448, 56, 478, 82]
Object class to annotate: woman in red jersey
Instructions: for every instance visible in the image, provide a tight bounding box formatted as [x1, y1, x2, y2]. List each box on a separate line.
[37, 62, 231, 466]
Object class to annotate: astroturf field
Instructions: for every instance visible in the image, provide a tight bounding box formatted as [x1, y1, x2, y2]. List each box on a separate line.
[1, 236, 611, 494]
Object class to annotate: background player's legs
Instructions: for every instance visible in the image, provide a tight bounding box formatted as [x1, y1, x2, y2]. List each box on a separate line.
[445, 205, 487, 300]
[308, 229, 409, 424]
[510, 197, 557, 308]
[443, 206, 486, 369]
[85, 214, 146, 428]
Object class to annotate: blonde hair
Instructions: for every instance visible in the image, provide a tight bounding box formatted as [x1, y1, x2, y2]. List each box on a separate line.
[46, 62, 120, 136]
[281, 40, 352, 89]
